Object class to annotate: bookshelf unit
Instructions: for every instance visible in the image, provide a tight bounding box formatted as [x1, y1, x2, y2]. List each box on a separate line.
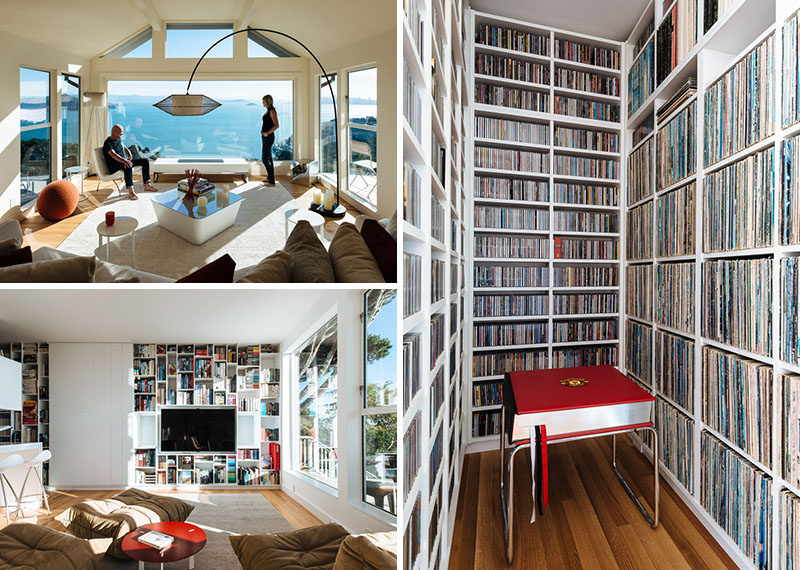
[622, 0, 800, 567]
[467, 10, 624, 453]
[131, 343, 281, 488]
[402, 0, 469, 568]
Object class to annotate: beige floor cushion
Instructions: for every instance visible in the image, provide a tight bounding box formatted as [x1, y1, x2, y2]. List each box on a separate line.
[333, 531, 397, 570]
[230, 523, 349, 570]
[0, 523, 111, 570]
[328, 223, 384, 283]
[55, 488, 193, 559]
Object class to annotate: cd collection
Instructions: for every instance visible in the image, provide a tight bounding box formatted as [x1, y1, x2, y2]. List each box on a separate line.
[403, 160, 422, 228]
[656, 262, 694, 333]
[782, 258, 800, 365]
[779, 488, 800, 570]
[553, 345, 617, 367]
[656, 100, 696, 189]
[430, 367, 445, 432]
[404, 494, 420, 570]
[472, 349, 548, 377]
[431, 197, 445, 242]
[784, 12, 800, 127]
[430, 313, 445, 369]
[553, 38, 619, 69]
[704, 36, 773, 166]
[702, 345, 773, 465]
[402, 0, 424, 60]
[553, 126, 619, 152]
[473, 264, 548, 288]
[430, 424, 443, 488]
[553, 95, 619, 122]
[657, 397, 694, 492]
[473, 294, 548, 317]
[475, 82, 550, 111]
[473, 322, 547, 347]
[403, 333, 421, 414]
[626, 264, 653, 321]
[553, 155, 618, 179]
[475, 23, 549, 55]
[626, 320, 652, 383]
[554, 265, 618, 287]
[702, 258, 772, 355]
[628, 40, 654, 116]
[431, 259, 445, 302]
[554, 67, 620, 97]
[701, 431, 771, 569]
[473, 235, 548, 258]
[657, 181, 695, 257]
[553, 319, 618, 342]
[473, 381, 502, 407]
[554, 237, 618, 259]
[474, 205, 549, 230]
[627, 202, 653, 260]
[655, 0, 697, 85]
[655, 330, 694, 411]
[474, 176, 549, 202]
[553, 183, 618, 206]
[403, 412, 420, 499]
[403, 58, 422, 140]
[703, 147, 773, 253]
[472, 410, 501, 437]
[553, 210, 618, 233]
[403, 253, 421, 317]
[784, 373, 800, 487]
[553, 292, 618, 314]
[627, 136, 654, 205]
[782, 136, 800, 245]
[475, 53, 549, 84]
[474, 146, 549, 172]
[475, 116, 549, 144]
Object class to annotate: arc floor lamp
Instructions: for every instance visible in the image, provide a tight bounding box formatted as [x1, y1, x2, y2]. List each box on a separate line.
[154, 27, 346, 218]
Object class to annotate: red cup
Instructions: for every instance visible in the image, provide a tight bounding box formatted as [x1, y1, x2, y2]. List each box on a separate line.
[106, 211, 115, 226]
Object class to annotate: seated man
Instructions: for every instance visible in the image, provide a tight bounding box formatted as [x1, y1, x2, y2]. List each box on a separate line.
[103, 124, 156, 200]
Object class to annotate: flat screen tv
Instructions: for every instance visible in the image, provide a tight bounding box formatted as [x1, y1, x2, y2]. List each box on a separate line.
[160, 407, 236, 453]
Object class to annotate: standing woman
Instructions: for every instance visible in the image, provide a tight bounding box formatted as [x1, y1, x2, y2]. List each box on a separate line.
[261, 94, 279, 187]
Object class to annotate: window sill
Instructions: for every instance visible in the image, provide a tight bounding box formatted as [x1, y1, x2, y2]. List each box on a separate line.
[288, 469, 338, 497]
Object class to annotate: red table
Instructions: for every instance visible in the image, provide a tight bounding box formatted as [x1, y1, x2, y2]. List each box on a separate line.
[500, 366, 659, 564]
[121, 521, 207, 569]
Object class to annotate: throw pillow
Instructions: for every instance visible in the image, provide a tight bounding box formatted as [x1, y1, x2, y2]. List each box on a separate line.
[385, 211, 397, 240]
[284, 220, 335, 283]
[0, 246, 32, 269]
[0, 236, 22, 256]
[236, 250, 292, 283]
[176, 254, 236, 283]
[360, 219, 397, 282]
[230, 524, 349, 570]
[328, 223, 385, 283]
[0, 256, 95, 282]
[333, 532, 398, 570]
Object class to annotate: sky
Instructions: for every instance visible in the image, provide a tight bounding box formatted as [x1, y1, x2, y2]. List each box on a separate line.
[366, 292, 398, 402]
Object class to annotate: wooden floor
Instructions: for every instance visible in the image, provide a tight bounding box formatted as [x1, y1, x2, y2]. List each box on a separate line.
[19, 173, 363, 251]
[449, 435, 737, 570]
[0, 487, 321, 532]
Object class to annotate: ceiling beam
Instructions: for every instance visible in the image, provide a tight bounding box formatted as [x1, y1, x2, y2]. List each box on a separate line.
[237, 0, 259, 29]
[129, 0, 162, 31]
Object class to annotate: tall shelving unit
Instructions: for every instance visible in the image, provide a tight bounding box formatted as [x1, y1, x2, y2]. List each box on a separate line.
[401, 0, 469, 567]
[466, 10, 625, 452]
[131, 342, 281, 488]
[622, 0, 800, 567]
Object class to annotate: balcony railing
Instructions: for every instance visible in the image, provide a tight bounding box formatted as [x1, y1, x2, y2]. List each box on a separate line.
[299, 436, 338, 483]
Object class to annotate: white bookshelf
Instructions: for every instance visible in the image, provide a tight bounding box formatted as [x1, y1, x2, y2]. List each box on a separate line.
[622, 0, 800, 567]
[402, 0, 469, 568]
[131, 343, 281, 488]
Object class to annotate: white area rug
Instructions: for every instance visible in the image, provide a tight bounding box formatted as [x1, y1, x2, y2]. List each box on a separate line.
[58, 182, 302, 279]
[96, 492, 295, 569]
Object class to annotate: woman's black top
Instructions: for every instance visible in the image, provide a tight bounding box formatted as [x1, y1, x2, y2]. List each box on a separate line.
[262, 105, 276, 134]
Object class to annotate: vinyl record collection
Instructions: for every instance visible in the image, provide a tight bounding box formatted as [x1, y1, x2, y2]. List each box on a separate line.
[554, 67, 620, 96]
[779, 488, 800, 570]
[701, 431, 772, 569]
[656, 262, 694, 333]
[473, 235, 548, 258]
[702, 346, 773, 465]
[553, 95, 620, 122]
[474, 205, 549, 229]
[553, 292, 618, 314]
[403, 253, 421, 317]
[627, 264, 653, 321]
[553, 155, 618, 179]
[628, 40, 654, 116]
[553, 319, 618, 342]
[782, 257, 800, 365]
[403, 412, 420, 499]
[655, 330, 694, 411]
[632, 116, 654, 147]
[554, 236, 618, 259]
[475, 82, 550, 111]
[552, 345, 617, 367]
[473, 264, 548, 288]
[655, 0, 697, 85]
[553, 37, 619, 69]
[475, 53, 549, 84]
[704, 36, 774, 166]
[784, 374, 800, 487]
[655, 78, 696, 122]
[781, 136, 800, 245]
[703, 0, 736, 34]
[472, 349, 548, 377]
[474, 146, 549, 172]
[474, 176, 549, 201]
[702, 258, 772, 355]
[475, 116, 549, 144]
[475, 23, 549, 55]
[703, 147, 773, 253]
[553, 265, 618, 287]
[553, 210, 618, 233]
[657, 182, 695, 257]
[783, 12, 800, 127]
[553, 183, 618, 206]
[626, 320, 652, 383]
[657, 100, 696, 189]
[553, 126, 619, 152]
[403, 333, 421, 414]
[473, 321, 547, 347]
[627, 136, 654, 204]
[657, 397, 694, 492]
[473, 294, 549, 317]
[627, 202, 653, 260]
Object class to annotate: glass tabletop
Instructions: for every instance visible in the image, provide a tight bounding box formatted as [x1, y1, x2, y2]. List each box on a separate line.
[152, 188, 243, 219]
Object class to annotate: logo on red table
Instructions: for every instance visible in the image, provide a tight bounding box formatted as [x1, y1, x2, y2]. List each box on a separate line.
[560, 377, 589, 387]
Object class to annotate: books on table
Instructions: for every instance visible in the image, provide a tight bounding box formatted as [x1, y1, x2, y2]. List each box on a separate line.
[138, 530, 174, 550]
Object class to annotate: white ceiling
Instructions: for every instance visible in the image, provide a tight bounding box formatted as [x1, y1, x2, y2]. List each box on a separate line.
[469, 0, 650, 41]
[0, 289, 353, 344]
[0, 0, 394, 59]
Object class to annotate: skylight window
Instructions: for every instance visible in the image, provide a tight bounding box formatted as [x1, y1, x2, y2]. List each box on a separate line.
[166, 23, 233, 58]
[102, 28, 152, 58]
[247, 30, 298, 58]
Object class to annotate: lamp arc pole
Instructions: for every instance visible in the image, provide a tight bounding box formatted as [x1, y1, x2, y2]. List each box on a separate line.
[183, 27, 344, 217]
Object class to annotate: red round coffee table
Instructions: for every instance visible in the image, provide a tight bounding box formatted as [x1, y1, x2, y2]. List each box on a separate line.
[121, 521, 207, 569]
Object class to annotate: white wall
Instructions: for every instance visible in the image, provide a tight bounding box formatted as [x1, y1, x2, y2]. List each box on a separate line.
[50, 343, 133, 488]
[0, 31, 89, 220]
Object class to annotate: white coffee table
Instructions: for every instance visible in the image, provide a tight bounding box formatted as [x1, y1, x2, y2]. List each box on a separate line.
[97, 216, 138, 266]
[152, 158, 250, 182]
[284, 208, 325, 240]
[152, 189, 244, 245]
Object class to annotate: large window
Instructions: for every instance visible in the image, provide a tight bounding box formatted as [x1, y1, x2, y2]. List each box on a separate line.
[107, 80, 293, 161]
[319, 74, 337, 184]
[61, 74, 81, 170]
[347, 67, 378, 210]
[166, 24, 233, 58]
[295, 316, 338, 488]
[20, 67, 51, 207]
[102, 28, 152, 58]
[362, 290, 397, 516]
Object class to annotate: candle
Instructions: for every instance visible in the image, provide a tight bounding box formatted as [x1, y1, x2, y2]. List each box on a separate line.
[323, 188, 335, 211]
[105, 211, 115, 226]
[197, 196, 208, 208]
[313, 188, 322, 206]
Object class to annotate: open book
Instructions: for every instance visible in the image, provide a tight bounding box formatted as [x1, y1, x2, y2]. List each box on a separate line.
[138, 530, 174, 550]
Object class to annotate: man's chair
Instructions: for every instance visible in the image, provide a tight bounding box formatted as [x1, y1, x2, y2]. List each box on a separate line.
[92, 147, 141, 195]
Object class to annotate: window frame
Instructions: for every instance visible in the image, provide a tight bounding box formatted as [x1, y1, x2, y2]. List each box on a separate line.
[165, 23, 234, 59]
[19, 66, 53, 207]
[61, 73, 81, 172]
[318, 72, 338, 188]
[344, 64, 378, 213]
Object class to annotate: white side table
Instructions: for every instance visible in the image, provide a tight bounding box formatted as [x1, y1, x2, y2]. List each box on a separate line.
[97, 216, 138, 267]
[284, 208, 325, 240]
[64, 166, 90, 202]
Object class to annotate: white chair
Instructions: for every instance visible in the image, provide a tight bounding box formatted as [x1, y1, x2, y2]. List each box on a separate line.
[17, 450, 51, 517]
[0, 454, 24, 524]
[92, 147, 141, 196]
[349, 139, 378, 202]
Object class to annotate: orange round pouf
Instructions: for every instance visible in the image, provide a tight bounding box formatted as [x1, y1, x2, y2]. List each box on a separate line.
[36, 180, 79, 221]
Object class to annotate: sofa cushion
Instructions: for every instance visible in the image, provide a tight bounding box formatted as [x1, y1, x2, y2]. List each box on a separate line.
[384, 211, 397, 241]
[0, 523, 111, 570]
[359, 219, 396, 283]
[56, 488, 194, 559]
[0, 246, 32, 268]
[333, 532, 397, 570]
[328, 223, 385, 283]
[0, 256, 95, 282]
[229, 523, 349, 570]
[0, 236, 22, 256]
[284, 221, 335, 283]
[236, 250, 292, 283]
[176, 254, 236, 283]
